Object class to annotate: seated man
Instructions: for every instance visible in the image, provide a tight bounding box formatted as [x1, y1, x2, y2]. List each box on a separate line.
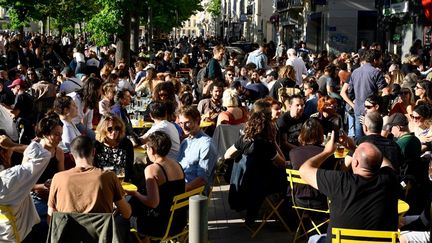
[0, 137, 50, 242]
[48, 136, 131, 218]
[300, 131, 400, 242]
[139, 101, 180, 161]
[177, 106, 217, 195]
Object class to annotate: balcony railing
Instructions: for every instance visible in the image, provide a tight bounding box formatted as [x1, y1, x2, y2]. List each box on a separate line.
[276, 0, 304, 11]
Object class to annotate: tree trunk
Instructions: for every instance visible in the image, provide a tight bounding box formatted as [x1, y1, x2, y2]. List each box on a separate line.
[115, 9, 131, 67]
[42, 18, 47, 35]
[58, 25, 63, 38]
[130, 10, 140, 54]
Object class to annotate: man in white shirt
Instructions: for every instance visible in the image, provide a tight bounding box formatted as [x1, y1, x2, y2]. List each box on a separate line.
[59, 67, 82, 94]
[140, 101, 180, 160]
[0, 138, 51, 242]
[286, 48, 307, 86]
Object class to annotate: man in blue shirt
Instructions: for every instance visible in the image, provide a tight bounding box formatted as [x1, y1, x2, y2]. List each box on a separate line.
[177, 106, 217, 195]
[347, 49, 387, 140]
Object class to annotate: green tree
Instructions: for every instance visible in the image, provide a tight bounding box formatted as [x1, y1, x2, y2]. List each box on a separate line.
[206, 0, 221, 17]
[0, 0, 43, 32]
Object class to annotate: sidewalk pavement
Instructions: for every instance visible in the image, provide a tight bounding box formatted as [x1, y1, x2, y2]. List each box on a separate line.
[207, 184, 308, 243]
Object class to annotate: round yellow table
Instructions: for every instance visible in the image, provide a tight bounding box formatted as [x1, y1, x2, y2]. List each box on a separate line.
[398, 199, 409, 216]
[121, 182, 138, 191]
[200, 121, 214, 128]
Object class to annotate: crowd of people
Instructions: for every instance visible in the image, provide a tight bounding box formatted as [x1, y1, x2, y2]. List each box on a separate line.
[0, 30, 431, 242]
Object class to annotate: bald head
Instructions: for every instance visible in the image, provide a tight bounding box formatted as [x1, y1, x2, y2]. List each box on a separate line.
[353, 142, 383, 174]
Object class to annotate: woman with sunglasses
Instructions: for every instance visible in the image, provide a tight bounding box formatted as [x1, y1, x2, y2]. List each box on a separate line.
[94, 113, 134, 182]
[409, 104, 432, 152]
[390, 87, 414, 117]
[414, 80, 432, 106]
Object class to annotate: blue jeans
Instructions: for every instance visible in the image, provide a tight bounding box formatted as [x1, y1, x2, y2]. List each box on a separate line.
[345, 111, 355, 137]
[308, 234, 327, 243]
[354, 114, 364, 142]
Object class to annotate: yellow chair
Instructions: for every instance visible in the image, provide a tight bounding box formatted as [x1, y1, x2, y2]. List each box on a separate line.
[250, 193, 292, 238]
[332, 227, 400, 243]
[145, 186, 205, 243]
[0, 205, 19, 243]
[286, 169, 330, 242]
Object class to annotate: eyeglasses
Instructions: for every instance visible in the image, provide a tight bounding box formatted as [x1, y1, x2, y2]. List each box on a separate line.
[364, 105, 375, 109]
[107, 126, 121, 133]
[178, 121, 192, 127]
[410, 115, 423, 120]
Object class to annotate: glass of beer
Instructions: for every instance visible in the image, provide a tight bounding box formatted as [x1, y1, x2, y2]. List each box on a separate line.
[335, 144, 345, 159]
[116, 168, 125, 184]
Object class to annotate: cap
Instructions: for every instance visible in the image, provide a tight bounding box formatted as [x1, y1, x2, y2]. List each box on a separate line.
[144, 64, 155, 71]
[386, 113, 408, 127]
[8, 78, 26, 88]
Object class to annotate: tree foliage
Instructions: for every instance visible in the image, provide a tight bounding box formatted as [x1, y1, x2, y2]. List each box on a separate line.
[206, 0, 221, 17]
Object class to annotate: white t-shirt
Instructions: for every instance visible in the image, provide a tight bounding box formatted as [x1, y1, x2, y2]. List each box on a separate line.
[117, 79, 134, 92]
[142, 120, 180, 160]
[59, 78, 83, 94]
[68, 92, 93, 131]
[59, 119, 81, 153]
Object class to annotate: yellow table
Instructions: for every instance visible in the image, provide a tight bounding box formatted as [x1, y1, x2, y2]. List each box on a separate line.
[132, 121, 154, 129]
[134, 146, 147, 164]
[200, 121, 214, 128]
[121, 182, 137, 191]
[398, 199, 409, 216]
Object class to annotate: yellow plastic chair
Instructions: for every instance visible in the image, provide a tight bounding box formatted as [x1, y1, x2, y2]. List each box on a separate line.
[332, 227, 400, 243]
[250, 193, 292, 238]
[0, 205, 19, 243]
[286, 169, 330, 242]
[140, 186, 205, 243]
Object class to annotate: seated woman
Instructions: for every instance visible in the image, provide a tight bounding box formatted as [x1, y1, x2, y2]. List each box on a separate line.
[409, 104, 432, 152]
[127, 131, 186, 242]
[217, 88, 248, 126]
[94, 113, 134, 182]
[289, 118, 335, 209]
[53, 93, 81, 169]
[311, 96, 342, 135]
[224, 111, 286, 227]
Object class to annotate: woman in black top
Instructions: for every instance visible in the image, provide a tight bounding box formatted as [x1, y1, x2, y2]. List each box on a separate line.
[225, 110, 286, 226]
[94, 113, 134, 182]
[127, 131, 186, 240]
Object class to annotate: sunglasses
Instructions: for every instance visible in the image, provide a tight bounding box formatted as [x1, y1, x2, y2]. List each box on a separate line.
[227, 73, 234, 76]
[410, 115, 422, 120]
[107, 126, 121, 133]
[364, 105, 375, 109]
[399, 91, 410, 95]
[415, 86, 424, 90]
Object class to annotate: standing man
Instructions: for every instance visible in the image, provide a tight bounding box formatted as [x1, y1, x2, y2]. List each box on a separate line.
[286, 48, 307, 86]
[246, 42, 269, 70]
[347, 49, 387, 140]
[300, 133, 400, 243]
[177, 106, 217, 195]
[277, 94, 306, 158]
[59, 67, 82, 94]
[207, 45, 225, 82]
